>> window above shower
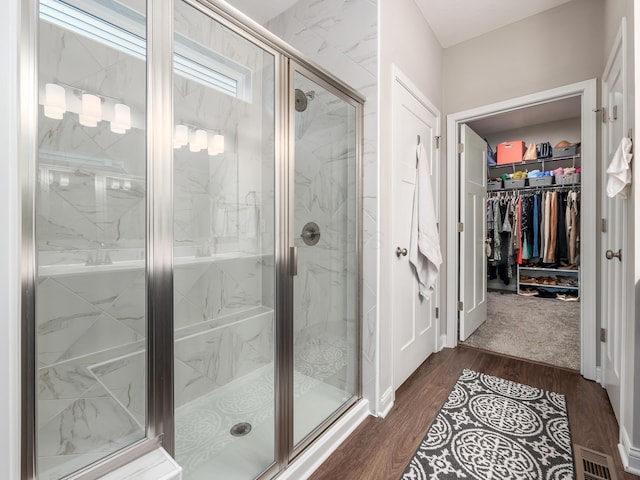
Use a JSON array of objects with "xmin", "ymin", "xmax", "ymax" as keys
[{"xmin": 40, "ymin": 0, "xmax": 253, "ymax": 100}]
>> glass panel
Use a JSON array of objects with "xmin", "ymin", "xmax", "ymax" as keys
[
  {"xmin": 173, "ymin": 2, "xmax": 276, "ymax": 479},
  {"xmin": 292, "ymin": 71, "xmax": 358, "ymax": 446},
  {"xmin": 36, "ymin": 0, "xmax": 147, "ymax": 478}
]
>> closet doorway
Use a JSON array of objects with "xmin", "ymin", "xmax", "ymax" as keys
[{"xmin": 446, "ymin": 80, "xmax": 598, "ymax": 380}]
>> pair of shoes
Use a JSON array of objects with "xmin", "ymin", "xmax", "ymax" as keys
[{"xmin": 557, "ymin": 294, "xmax": 579, "ymax": 302}]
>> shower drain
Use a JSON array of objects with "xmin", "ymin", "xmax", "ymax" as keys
[{"xmin": 230, "ymin": 422, "xmax": 252, "ymax": 437}]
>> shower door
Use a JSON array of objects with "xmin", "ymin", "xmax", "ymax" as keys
[
  {"xmin": 172, "ymin": 2, "xmax": 278, "ymax": 479},
  {"xmin": 289, "ymin": 65, "xmax": 360, "ymax": 453}
]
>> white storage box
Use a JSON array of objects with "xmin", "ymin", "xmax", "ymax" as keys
[{"xmin": 528, "ymin": 176, "xmax": 554, "ymax": 187}]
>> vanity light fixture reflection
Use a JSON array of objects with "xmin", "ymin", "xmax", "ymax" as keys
[
  {"xmin": 208, "ymin": 134, "xmax": 225, "ymax": 156},
  {"xmin": 44, "ymin": 83, "xmax": 66, "ymax": 119},
  {"xmin": 79, "ymin": 93, "xmax": 101, "ymax": 127},
  {"xmin": 174, "ymin": 124, "xmax": 189, "ymax": 148},
  {"xmin": 110, "ymin": 103, "xmax": 131, "ymax": 134}
]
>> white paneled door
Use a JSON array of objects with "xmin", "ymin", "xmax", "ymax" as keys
[
  {"xmin": 391, "ymin": 69, "xmax": 440, "ymax": 390},
  {"xmin": 601, "ymin": 19, "xmax": 628, "ymax": 423},
  {"xmin": 459, "ymin": 125, "xmax": 487, "ymax": 341}
]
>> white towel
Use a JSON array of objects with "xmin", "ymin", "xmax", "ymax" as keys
[
  {"xmin": 606, "ymin": 136, "xmax": 633, "ymax": 198},
  {"xmin": 409, "ymin": 143, "xmax": 442, "ymax": 297}
]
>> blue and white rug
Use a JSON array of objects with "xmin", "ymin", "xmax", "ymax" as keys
[{"xmin": 401, "ymin": 369, "xmax": 574, "ymax": 480}]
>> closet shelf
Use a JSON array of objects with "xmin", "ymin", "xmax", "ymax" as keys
[
  {"xmin": 518, "ymin": 266, "xmax": 579, "ymax": 273},
  {"xmin": 489, "ymin": 153, "xmax": 581, "ymax": 171},
  {"xmin": 518, "ymin": 282, "xmax": 579, "ymax": 291}
]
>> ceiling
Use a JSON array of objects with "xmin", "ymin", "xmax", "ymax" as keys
[
  {"xmin": 414, "ymin": 0, "xmax": 573, "ymax": 48},
  {"xmin": 467, "ymin": 96, "xmax": 581, "ymax": 137},
  {"xmin": 224, "ymin": 0, "xmax": 574, "ymax": 48}
]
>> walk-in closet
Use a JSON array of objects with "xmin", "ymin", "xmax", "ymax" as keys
[{"xmin": 460, "ymin": 95, "xmax": 585, "ymax": 371}]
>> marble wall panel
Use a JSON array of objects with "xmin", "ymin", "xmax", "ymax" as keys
[{"xmin": 174, "ymin": 311, "xmax": 273, "ymax": 391}]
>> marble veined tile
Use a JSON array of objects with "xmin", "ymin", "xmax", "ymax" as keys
[
  {"xmin": 90, "ymin": 352, "xmax": 146, "ymax": 426},
  {"xmin": 38, "ymin": 363, "xmax": 98, "ymax": 401},
  {"xmin": 39, "ymin": 24, "xmax": 105, "ymax": 92},
  {"xmin": 174, "ymin": 312, "xmax": 273, "ymax": 388},
  {"xmin": 104, "ymin": 273, "xmax": 146, "ymax": 336},
  {"xmin": 55, "ymin": 270, "xmax": 144, "ymax": 313},
  {"xmin": 37, "ymin": 278, "xmax": 103, "ymax": 365},
  {"xmin": 175, "ymin": 358, "xmax": 220, "ymax": 408},
  {"xmin": 57, "ymin": 313, "xmax": 143, "ymax": 363},
  {"xmin": 38, "ymin": 383, "xmax": 144, "ymax": 478}
]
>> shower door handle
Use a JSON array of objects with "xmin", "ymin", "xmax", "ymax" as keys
[{"xmin": 290, "ymin": 246, "xmax": 298, "ymax": 276}]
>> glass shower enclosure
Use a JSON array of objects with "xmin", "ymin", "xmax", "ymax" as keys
[{"xmin": 27, "ymin": 1, "xmax": 362, "ymax": 479}]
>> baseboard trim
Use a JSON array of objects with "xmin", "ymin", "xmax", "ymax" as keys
[
  {"xmin": 618, "ymin": 426, "xmax": 640, "ymax": 475},
  {"xmin": 378, "ymin": 386, "xmax": 394, "ymax": 418},
  {"xmin": 438, "ymin": 334, "xmax": 447, "ymax": 352},
  {"xmin": 277, "ymin": 399, "xmax": 371, "ymax": 480}
]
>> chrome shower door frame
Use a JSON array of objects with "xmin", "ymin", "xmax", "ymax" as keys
[{"xmin": 21, "ymin": 0, "xmax": 364, "ymax": 477}]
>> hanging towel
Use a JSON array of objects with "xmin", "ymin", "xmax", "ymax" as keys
[
  {"xmin": 409, "ymin": 143, "xmax": 442, "ymax": 297},
  {"xmin": 607, "ymin": 136, "xmax": 633, "ymax": 198}
]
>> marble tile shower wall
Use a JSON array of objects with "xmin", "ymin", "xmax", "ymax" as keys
[{"xmin": 265, "ymin": 0, "xmax": 378, "ymax": 403}]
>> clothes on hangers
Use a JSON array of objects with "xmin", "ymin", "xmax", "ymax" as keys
[{"xmin": 486, "ymin": 187, "xmax": 581, "ymax": 283}]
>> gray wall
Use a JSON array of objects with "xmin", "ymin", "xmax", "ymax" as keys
[
  {"xmin": 442, "ymin": 0, "xmax": 605, "ymax": 115},
  {"xmin": 378, "ymin": 0, "xmax": 443, "ymax": 413}
]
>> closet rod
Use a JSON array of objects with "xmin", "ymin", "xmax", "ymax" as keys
[{"xmin": 490, "ymin": 184, "xmax": 581, "ymax": 195}]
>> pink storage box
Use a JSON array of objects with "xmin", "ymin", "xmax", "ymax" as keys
[{"xmin": 497, "ymin": 141, "xmax": 526, "ymax": 165}]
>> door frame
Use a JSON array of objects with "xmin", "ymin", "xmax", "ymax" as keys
[{"xmin": 445, "ymin": 79, "xmax": 598, "ymax": 381}]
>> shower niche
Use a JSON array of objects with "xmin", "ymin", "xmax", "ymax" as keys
[{"xmin": 30, "ymin": 1, "xmax": 362, "ymax": 480}]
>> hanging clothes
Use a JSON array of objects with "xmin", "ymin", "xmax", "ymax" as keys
[{"xmin": 487, "ymin": 187, "xmax": 581, "ymax": 278}]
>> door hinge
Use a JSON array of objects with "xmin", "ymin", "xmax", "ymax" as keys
[
  {"xmin": 602, "ymin": 107, "xmax": 607, "ymax": 124},
  {"xmin": 458, "ymin": 143, "xmax": 464, "ymax": 154},
  {"xmin": 435, "ymin": 136, "xmax": 441, "ymax": 149},
  {"xmin": 435, "ymin": 307, "xmax": 439, "ymax": 319},
  {"xmin": 458, "ymin": 301, "xmax": 464, "ymax": 311},
  {"xmin": 612, "ymin": 105, "xmax": 618, "ymax": 121},
  {"xmin": 601, "ymin": 218, "xmax": 607, "ymax": 233},
  {"xmin": 600, "ymin": 328, "xmax": 607, "ymax": 343},
  {"xmin": 458, "ymin": 222, "xmax": 464, "ymax": 233}
]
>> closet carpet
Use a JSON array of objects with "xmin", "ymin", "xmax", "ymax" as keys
[{"xmin": 461, "ymin": 291, "xmax": 580, "ymax": 370}]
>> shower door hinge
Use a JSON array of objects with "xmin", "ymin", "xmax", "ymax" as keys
[
  {"xmin": 458, "ymin": 143, "xmax": 464, "ymax": 154},
  {"xmin": 435, "ymin": 307, "xmax": 439, "ymax": 319},
  {"xmin": 435, "ymin": 136, "xmax": 441, "ymax": 149},
  {"xmin": 458, "ymin": 222, "xmax": 464, "ymax": 233},
  {"xmin": 458, "ymin": 301, "xmax": 464, "ymax": 311},
  {"xmin": 602, "ymin": 218, "xmax": 607, "ymax": 233},
  {"xmin": 600, "ymin": 328, "xmax": 607, "ymax": 343}
]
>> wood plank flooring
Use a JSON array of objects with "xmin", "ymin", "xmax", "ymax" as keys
[{"xmin": 310, "ymin": 345, "xmax": 638, "ymax": 480}]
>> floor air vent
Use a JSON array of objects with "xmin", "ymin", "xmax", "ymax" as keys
[{"xmin": 574, "ymin": 445, "xmax": 617, "ymax": 480}]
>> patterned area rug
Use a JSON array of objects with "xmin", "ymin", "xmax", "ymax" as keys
[{"xmin": 401, "ymin": 369, "xmax": 574, "ymax": 480}]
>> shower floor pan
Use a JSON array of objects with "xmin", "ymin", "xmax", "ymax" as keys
[{"xmin": 176, "ymin": 364, "xmax": 350, "ymax": 480}]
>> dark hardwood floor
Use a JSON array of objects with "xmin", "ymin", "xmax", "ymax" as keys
[{"xmin": 310, "ymin": 345, "xmax": 639, "ymax": 480}]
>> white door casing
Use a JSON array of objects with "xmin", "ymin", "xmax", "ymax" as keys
[
  {"xmin": 601, "ymin": 18, "xmax": 627, "ymax": 423},
  {"xmin": 445, "ymin": 80, "xmax": 597, "ymax": 380},
  {"xmin": 459, "ymin": 125, "xmax": 487, "ymax": 341},
  {"xmin": 391, "ymin": 70, "xmax": 440, "ymax": 390}
]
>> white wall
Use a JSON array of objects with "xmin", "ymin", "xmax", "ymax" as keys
[
  {"xmin": 378, "ymin": 0, "xmax": 443, "ymax": 414},
  {"xmin": 443, "ymin": 0, "xmax": 605, "ymax": 115},
  {"xmin": 1, "ymin": 1, "xmax": 21, "ymax": 479}
]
